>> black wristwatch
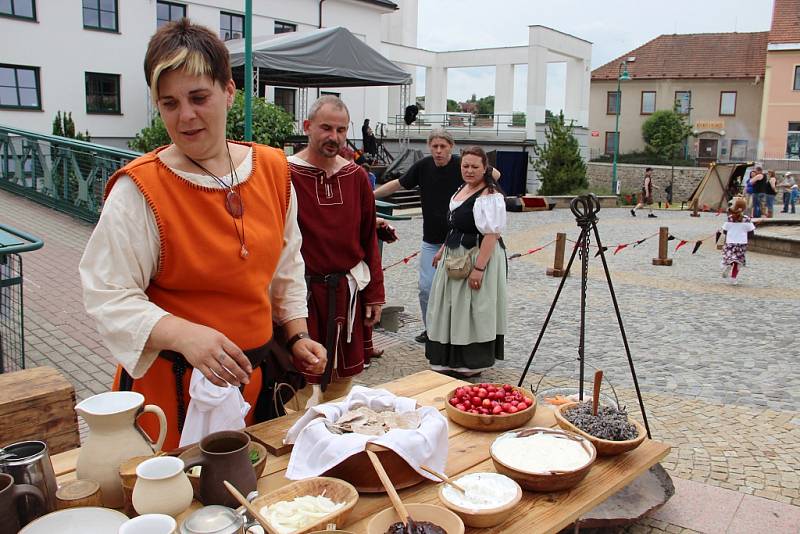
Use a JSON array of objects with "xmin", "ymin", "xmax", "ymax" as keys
[{"xmin": 287, "ymin": 332, "xmax": 311, "ymax": 350}]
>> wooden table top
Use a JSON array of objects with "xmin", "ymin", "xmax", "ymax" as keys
[{"xmin": 52, "ymin": 370, "xmax": 670, "ymax": 534}]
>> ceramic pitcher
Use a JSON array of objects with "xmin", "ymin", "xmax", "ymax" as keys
[
  {"xmin": 132, "ymin": 457, "xmax": 193, "ymax": 517},
  {"xmin": 0, "ymin": 473, "xmax": 44, "ymax": 534},
  {"xmin": 75, "ymin": 391, "xmax": 167, "ymax": 508},
  {"xmin": 182, "ymin": 431, "xmax": 257, "ymax": 509}
]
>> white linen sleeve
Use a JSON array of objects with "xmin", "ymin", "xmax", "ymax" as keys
[
  {"xmin": 269, "ymin": 184, "xmax": 309, "ymax": 325},
  {"xmin": 78, "ymin": 175, "xmax": 168, "ymax": 379},
  {"xmin": 473, "ymin": 193, "xmax": 507, "ymax": 234}
]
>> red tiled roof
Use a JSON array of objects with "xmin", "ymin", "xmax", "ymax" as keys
[
  {"xmin": 769, "ymin": 0, "xmax": 800, "ymax": 43},
  {"xmin": 591, "ymin": 32, "xmax": 768, "ymax": 81}
]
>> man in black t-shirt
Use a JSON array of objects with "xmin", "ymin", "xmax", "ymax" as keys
[{"xmin": 374, "ymin": 129, "xmax": 500, "ymax": 343}]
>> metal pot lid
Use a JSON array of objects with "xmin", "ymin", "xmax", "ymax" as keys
[{"xmin": 180, "ymin": 505, "xmax": 245, "ymax": 534}]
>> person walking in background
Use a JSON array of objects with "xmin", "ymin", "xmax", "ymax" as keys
[
  {"xmin": 765, "ymin": 170, "xmax": 778, "ymax": 218},
  {"xmin": 779, "ymin": 172, "xmax": 796, "ymax": 214},
  {"xmin": 631, "ymin": 167, "xmax": 657, "ymax": 218},
  {"xmin": 426, "ymin": 147, "xmax": 507, "ymax": 378},
  {"xmin": 373, "ymin": 130, "xmax": 500, "ymax": 344},
  {"xmin": 751, "ymin": 166, "xmax": 766, "ymax": 218},
  {"xmin": 744, "ymin": 170, "xmax": 755, "ymax": 216},
  {"xmin": 361, "ymin": 118, "xmax": 377, "ymax": 158},
  {"xmin": 721, "ymin": 197, "xmax": 756, "ymax": 286}
]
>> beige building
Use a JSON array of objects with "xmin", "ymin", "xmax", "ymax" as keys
[{"xmin": 589, "ymin": 32, "xmax": 767, "ymax": 164}]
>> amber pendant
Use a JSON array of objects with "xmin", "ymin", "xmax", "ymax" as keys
[
  {"xmin": 225, "ymin": 190, "xmax": 244, "ymax": 218},
  {"xmin": 240, "ymin": 244, "xmax": 249, "ymax": 259}
]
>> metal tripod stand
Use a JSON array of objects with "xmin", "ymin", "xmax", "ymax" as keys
[{"xmin": 517, "ymin": 194, "xmax": 652, "ymax": 438}]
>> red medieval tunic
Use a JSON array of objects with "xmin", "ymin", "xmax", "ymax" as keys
[{"xmin": 288, "ymin": 157, "xmax": 385, "ymax": 385}]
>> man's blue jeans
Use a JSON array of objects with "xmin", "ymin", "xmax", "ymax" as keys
[
  {"xmin": 754, "ymin": 193, "xmax": 766, "ymax": 217},
  {"xmin": 419, "ymin": 241, "xmax": 441, "ymax": 327}
]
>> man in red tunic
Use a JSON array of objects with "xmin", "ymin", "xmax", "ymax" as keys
[{"xmin": 289, "ymin": 96, "xmax": 384, "ymax": 405}]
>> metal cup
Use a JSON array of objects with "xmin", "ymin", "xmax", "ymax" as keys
[{"xmin": 0, "ymin": 441, "xmax": 57, "ymax": 525}]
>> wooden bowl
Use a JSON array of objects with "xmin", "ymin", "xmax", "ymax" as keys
[
  {"xmin": 250, "ymin": 477, "xmax": 358, "ymax": 534},
  {"xmin": 437, "ymin": 473, "xmax": 522, "ymax": 528},
  {"xmin": 180, "ymin": 441, "xmax": 267, "ymax": 498},
  {"xmin": 366, "ymin": 503, "xmax": 464, "ymax": 534},
  {"xmin": 490, "ymin": 428, "xmax": 596, "ymax": 492},
  {"xmin": 322, "ymin": 443, "xmax": 425, "ymax": 493},
  {"xmin": 444, "ymin": 384, "xmax": 536, "ymax": 432},
  {"xmin": 554, "ymin": 402, "xmax": 647, "ymax": 456}
]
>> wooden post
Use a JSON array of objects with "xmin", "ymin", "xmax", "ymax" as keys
[
  {"xmin": 652, "ymin": 227, "xmax": 673, "ymax": 266},
  {"xmin": 546, "ymin": 232, "xmax": 568, "ymax": 277},
  {"xmin": 690, "ymin": 201, "xmax": 701, "ymax": 217}
]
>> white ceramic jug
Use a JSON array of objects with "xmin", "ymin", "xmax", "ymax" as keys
[
  {"xmin": 132, "ymin": 457, "xmax": 193, "ymax": 517},
  {"xmin": 75, "ymin": 391, "xmax": 167, "ymax": 508}
]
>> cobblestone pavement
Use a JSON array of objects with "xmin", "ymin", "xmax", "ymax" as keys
[{"xmin": 3, "ymin": 190, "xmax": 799, "ymax": 532}]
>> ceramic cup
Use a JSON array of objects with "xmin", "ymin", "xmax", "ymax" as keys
[
  {"xmin": 0, "ymin": 473, "xmax": 45, "ymax": 534},
  {"xmin": 119, "ymin": 513, "xmax": 177, "ymax": 534},
  {"xmin": 182, "ymin": 431, "xmax": 257, "ymax": 508},
  {"xmin": 132, "ymin": 457, "xmax": 193, "ymax": 517}
]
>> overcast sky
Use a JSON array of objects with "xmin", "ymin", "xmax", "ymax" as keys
[{"xmin": 414, "ymin": 0, "xmax": 774, "ymax": 112}]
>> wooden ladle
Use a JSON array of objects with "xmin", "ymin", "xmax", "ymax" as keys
[
  {"xmin": 223, "ymin": 480, "xmax": 280, "ymax": 534},
  {"xmin": 592, "ymin": 369, "xmax": 603, "ymax": 416},
  {"xmin": 419, "ymin": 464, "xmax": 465, "ymax": 494},
  {"xmin": 366, "ymin": 449, "xmax": 417, "ymax": 533}
]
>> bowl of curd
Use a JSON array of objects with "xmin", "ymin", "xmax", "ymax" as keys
[{"xmin": 437, "ymin": 472, "xmax": 522, "ymax": 528}]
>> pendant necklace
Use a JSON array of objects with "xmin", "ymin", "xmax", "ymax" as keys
[{"xmin": 185, "ymin": 145, "xmax": 249, "ymax": 259}]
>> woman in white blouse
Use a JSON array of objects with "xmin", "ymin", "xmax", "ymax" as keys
[{"xmin": 425, "ymin": 146, "xmax": 508, "ymax": 378}]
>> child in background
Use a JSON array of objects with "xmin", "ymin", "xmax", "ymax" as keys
[{"xmin": 721, "ymin": 197, "xmax": 756, "ymax": 286}]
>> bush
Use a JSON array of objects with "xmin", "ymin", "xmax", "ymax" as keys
[
  {"xmin": 129, "ymin": 90, "xmax": 295, "ymax": 152},
  {"xmin": 590, "ymin": 149, "xmax": 694, "ymax": 167},
  {"xmin": 531, "ymin": 111, "xmax": 587, "ymax": 195}
]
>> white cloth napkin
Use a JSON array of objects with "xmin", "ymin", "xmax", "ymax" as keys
[
  {"xmin": 179, "ymin": 368, "xmax": 252, "ymax": 447},
  {"xmin": 284, "ymin": 386, "xmax": 448, "ymax": 481}
]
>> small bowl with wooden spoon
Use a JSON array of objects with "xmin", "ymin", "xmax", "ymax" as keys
[
  {"xmin": 431, "ymin": 470, "xmax": 521, "ymax": 529},
  {"xmin": 364, "ymin": 451, "xmax": 463, "ymax": 534}
]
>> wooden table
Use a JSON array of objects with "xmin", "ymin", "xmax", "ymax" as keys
[{"xmin": 51, "ymin": 371, "xmax": 670, "ymax": 534}]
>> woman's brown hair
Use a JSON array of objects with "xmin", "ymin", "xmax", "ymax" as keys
[{"xmin": 144, "ymin": 18, "xmax": 232, "ymax": 102}]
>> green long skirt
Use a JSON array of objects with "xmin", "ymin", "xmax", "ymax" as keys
[{"xmin": 425, "ymin": 243, "xmax": 507, "ymax": 370}]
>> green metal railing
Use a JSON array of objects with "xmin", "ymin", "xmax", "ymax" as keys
[{"xmin": 0, "ymin": 125, "xmax": 140, "ymax": 222}]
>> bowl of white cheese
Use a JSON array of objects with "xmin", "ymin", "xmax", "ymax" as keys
[
  {"xmin": 490, "ymin": 427, "xmax": 596, "ymax": 492},
  {"xmin": 437, "ymin": 472, "xmax": 522, "ymax": 528}
]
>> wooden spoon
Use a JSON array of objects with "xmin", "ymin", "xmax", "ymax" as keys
[
  {"xmin": 592, "ymin": 369, "xmax": 603, "ymax": 416},
  {"xmin": 419, "ymin": 464, "xmax": 466, "ymax": 494},
  {"xmin": 223, "ymin": 480, "xmax": 280, "ymax": 534},
  {"xmin": 365, "ymin": 449, "xmax": 416, "ymax": 533}
]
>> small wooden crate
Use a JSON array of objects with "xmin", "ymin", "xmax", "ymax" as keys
[{"xmin": 0, "ymin": 366, "xmax": 80, "ymax": 454}]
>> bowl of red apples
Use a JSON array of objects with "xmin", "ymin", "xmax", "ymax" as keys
[{"xmin": 445, "ymin": 383, "xmax": 536, "ymax": 432}]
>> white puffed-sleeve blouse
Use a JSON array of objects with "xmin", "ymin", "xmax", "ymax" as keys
[{"xmin": 449, "ymin": 192, "xmax": 507, "ymax": 235}]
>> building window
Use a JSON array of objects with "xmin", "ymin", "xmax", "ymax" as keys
[
  {"xmin": 730, "ymin": 140, "xmax": 748, "ymax": 160},
  {"xmin": 274, "ymin": 20, "xmax": 296, "ymax": 34},
  {"xmin": 606, "ymin": 91, "xmax": 620, "ymax": 115},
  {"xmin": 0, "ymin": 64, "xmax": 41, "ymax": 110},
  {"xmin": 604, "ymin": 131, "xmax": 618, "ymax": 155},
  {"xmin": 274, "ymin": 88, "xmax": 296, "ymax": 119},
  {"xmin": 675, "ymin": 91, "xmax": 691, "ymax": 115},
  {"xmin": 220, "ymin": 11, "xmax": 244, "ymax": 41},
  {"xmin": 788, "ymin": 122, "xmax": 800, "ymax": 159},
  {"xmin": 640, "ymin": 91, "xmax": 655, "ymax": 114},
  {"xmin": 83, "ymin": 0, "xmax": 118, "ymax": 32},
  {"xmin": 85, "ymin": 72, "xmax": 120, "ymax": 114},
  {"xmin": 719, "ymin": 91, "xmax": 736, "ymax": 116},
  {"xmin": 1, "ymin": 0, "xmax": 36, "ymax": 20},
  {"xmin": 794, "ymin": 66, "xmax": 800, "ymax": 91},
  {"xmin": 157, "ymin": 1, "xmax": 185, "ymax": 28}
]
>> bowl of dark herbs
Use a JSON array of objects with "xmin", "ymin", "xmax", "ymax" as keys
[{"xmin": 553, "ymin": 401, "xmax": 646, "ymax": 456}]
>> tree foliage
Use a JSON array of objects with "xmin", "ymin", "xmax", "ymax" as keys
[
  {"xmin": 531, "ymin": 111, "xmax": 587, "ymax": 195},
  {"xmin": 641, "ymin": 110, "xmax": 692, "ymax": 160},
  {"xmin": 446, "ymin": 99, "xmax": 460, "ymax": 112},
  {"xmin": 129, "ymin": 90, "xmax": 295, "ymax": 152},
  {"xmin": 52, "ymin": 111, "xmax": 91, "ymax": 141}
]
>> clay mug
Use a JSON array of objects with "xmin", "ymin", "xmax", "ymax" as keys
[
  {"xmin": 119, "ymin": 513, "xmax": 177, "ymax": 534},
  {"xmin": 132, "ymin": 457, "xmax": 193, "ymax": 517},
  {"xmin": 182, "ymin": 431, "xmax": 257, "ymax": 508},
  {"xmin": 0, "ymin": 473, "xmax": 44, "ymax": 534}
]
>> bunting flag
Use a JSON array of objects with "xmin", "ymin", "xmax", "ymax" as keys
[
  {"xmin": 715, "ymin": 208, "xmax": 723, "ymax": 216},
  {"xmin": 633, "ymin": 238, "xmax": 648, "ymax": 247},
  {"xmin": 692, "ymin": 240, "xmax": 703, "ymax": 254},
  {"xmin": 508, "ymin": 253, "xmax": 522, "ymax": 260},
  {"xmin": 715, "ymin": 231, "xmax": 722, "ymax": 244},
  {"xmin": 668, "ymin": 234, "xmax": 676, "ymax": 241},
  {"xmin": 675, "ymin": 239, "xmax": 688, "ymax": 252},
  {"xmin": 594, "ymin": 246, "xmax": 609, "ymax": 257},
  {"xmin": 614, "ymin": 244, "xmax": 628, "ymax": 255},
  {"xmin": 508, "ymin": 241, "xmax": 554, "ymax": 261},
  {"xmin": 382, "ymin": 250, "xmax": 419, "ymax": 271},
  {"xmin": 702, "ymin": 204, "xmax": 710, "ymax": 212}
]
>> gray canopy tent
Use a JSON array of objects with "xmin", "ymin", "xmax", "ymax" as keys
[{"xmin": 226, "ymin": 26, "xmax": 413, "ymax": 88}]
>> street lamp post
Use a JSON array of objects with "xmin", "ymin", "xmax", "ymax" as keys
[{"xmin": 611, "ymin": 61, "xmax": 631, "ymax": 196}]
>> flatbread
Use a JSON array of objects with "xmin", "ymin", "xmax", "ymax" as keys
[{"xmin": 328, "ymin": 407, "xmax": 421, "ymax": 436}]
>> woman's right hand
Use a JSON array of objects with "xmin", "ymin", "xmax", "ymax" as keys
[
  {"xmin": 152, "ymin": 317, "xmax": 252, "ymax": 388},
  {"xmin": 432, "ymin": 248, "xmax": 444, "ymax": 267}
]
